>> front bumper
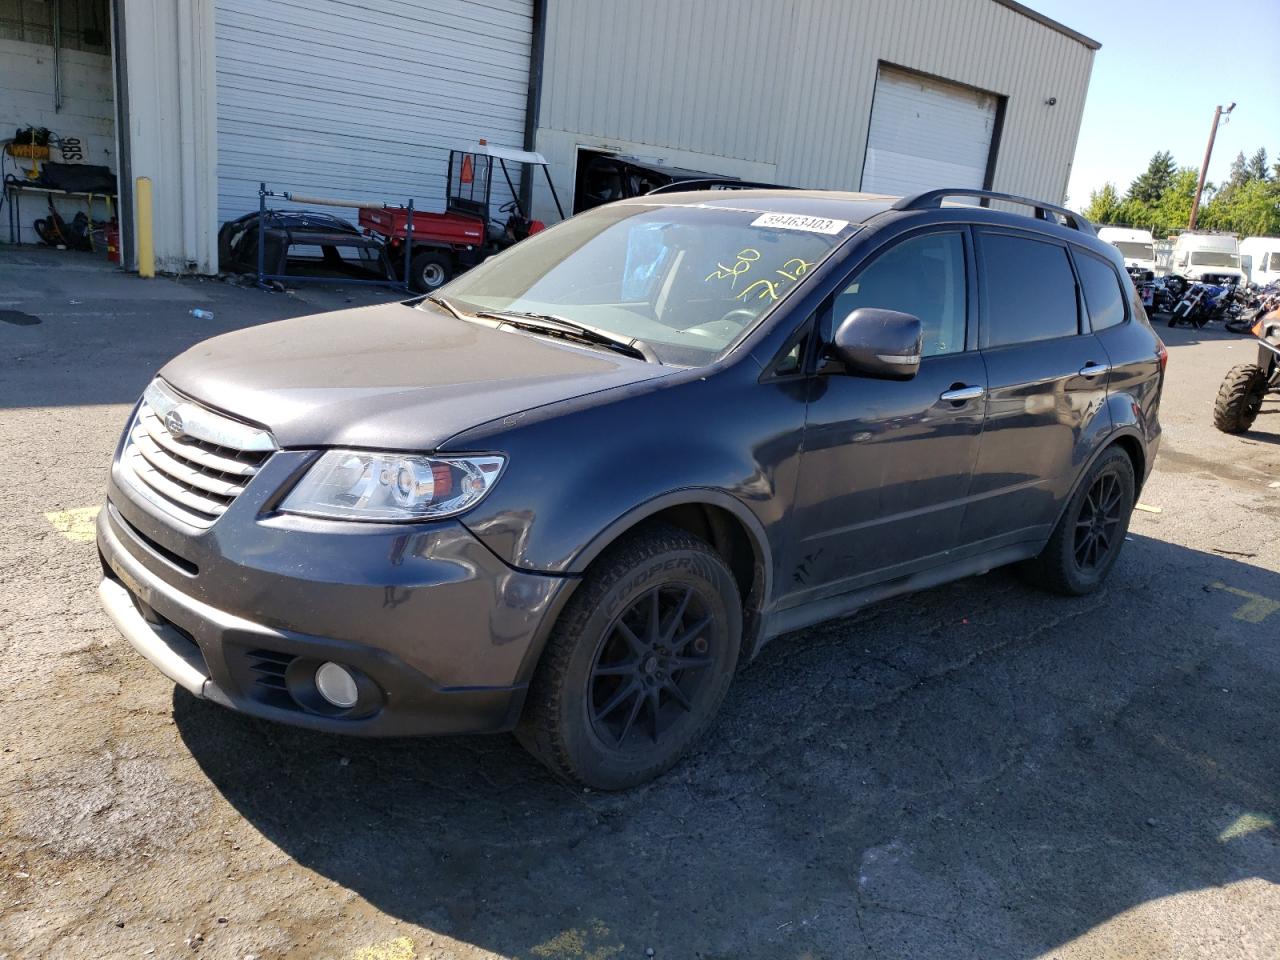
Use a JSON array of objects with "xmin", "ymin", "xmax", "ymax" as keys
[{"xmin": 97, "ymin": 456, "xmax": 575, "ymax": 736}]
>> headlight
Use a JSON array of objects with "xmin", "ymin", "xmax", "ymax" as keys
[{"xmin": 280, "ymin": 451, "xmax": 505, "ymax": 521}]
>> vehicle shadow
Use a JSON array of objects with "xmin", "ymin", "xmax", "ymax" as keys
[{"xmin": 175, "ymin": 536, "xmax": 1279, "ymax": 958}]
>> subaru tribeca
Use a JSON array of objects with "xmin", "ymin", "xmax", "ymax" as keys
[{"xmin": 97, "ymin": 188, "xmax": 1165, "ymax": 789}]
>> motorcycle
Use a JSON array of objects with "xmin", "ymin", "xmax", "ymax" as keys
[
  {"xmin": 1138, "ymin": 274, "xmax": 1187, "ymax": 315},
  {"xmin": 1213, "ymin": 307, "xmax": 1280, "ymax": 433},
  {"xmin": 1224, "ymin": 284, "xmax": 1280, "ymax": 335},
  {"xmin": 1167, "ymin": 280, "xmax": 1240, "ymax": 329}
]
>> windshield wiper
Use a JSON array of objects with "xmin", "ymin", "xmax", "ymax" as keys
[
  {"xmin": 422, "ymin": 294, "xmax": 468, "ymax": 322},
  {"xmin": 476, "ymin": 310, "xmax": 660, "ymax": 364}
]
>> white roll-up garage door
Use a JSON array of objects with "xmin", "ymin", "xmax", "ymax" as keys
[
  {"xmin": 860, "ymin": 65, "xmax": 999, "ymax": 197},
  {"xmin": 214, "ymin": 0, "xmax": 533, "ymax": 223}
]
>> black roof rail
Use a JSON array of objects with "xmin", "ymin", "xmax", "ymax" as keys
[
  {"xmin": 645, "ymin": 178, "xmax": 796, "ymax": 195},
  {"xmin": 892, "ymin": 188, "xmax": 1094, "ymax": 234}
]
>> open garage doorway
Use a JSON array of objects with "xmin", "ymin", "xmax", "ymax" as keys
[{"xmin": 1, "ymin": 0, "xmax": 119, "ymax": 256}]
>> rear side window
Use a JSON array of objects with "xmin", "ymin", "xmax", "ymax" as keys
[
  {"xmin": 1075, "ymin": 252, "xmax": 1128, "ymax": 331},
  {"xmin": 979, "ymin": 234, "xmax": 1079, "ymax": 347}
]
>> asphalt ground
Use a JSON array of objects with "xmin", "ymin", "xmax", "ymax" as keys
[{"xmin": 1, "ymin": 248, "xmax": 1277, "ymax": 959}]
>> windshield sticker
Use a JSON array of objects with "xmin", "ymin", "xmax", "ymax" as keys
[{"xmin": 751, "ymin": 212, "xmax": 849, "ymax": 235}]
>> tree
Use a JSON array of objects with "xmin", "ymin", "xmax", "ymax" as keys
[
  {"xmin": 1201, "ymin": 176, "xmax": 1280, "ymax": 236},
  {"xmin": 1226, "ymin": 151, "xmax": 1250, "ymax": 190},
  {"xmin": 1127, "ymin": 151, "xmax": 1176, "ymax": 204},
  {"xmin": 1084, "ymin": 183, "xmax": 1121, "ymax": 224},
  {"xmin": 1247, "ymin": 148, "xmax": 1269, "ymax": 182},
  {"xmin": 1157, "ymin": 168, "xmax": 1201, "ymax": 232}
]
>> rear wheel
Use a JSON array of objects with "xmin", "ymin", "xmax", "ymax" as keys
[
  {"xmin": 517, "ymin": 527, "xmax": 741, "ymax": 790},
  {"xmin": 1022, "ymin": 447, "xmax": 1135, "ymax": 596},
  {"xmin": 409, "ymin": 250, "xmax": 452, "ymax": 292},
  {"xmin": 1213, "ymin": 363, "xmax": 1268, "ymax": 434}
]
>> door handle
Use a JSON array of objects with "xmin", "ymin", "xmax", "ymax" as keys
[
  {"xmin": 939, "ymin": 384, "xmax": 985, "ymax": 402},
  {"xmin": 1078, "ymin": 362, "xmax": 1111, "ymax": 377}
]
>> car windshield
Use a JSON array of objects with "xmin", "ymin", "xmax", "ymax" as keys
[
  {"xmin": 1190, "ymin": 251, "xmax": 1240, "ymax": 267},
  {"xmin": 433, "ymin": 203, "xmax": 852, "ymax": 365},
  {"xmin": 1115, "ymin": 241, "xmax": 1154, "ymax": 260}
]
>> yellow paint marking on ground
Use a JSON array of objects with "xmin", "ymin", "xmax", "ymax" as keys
[
  {"xmin": 1220, "ymin": 813, "xmax": 1275, "ymax": 842},
  {"xmin": 348, "ymin": 937, "xmax": 416, "ymax": 960},
  {"xmin": 1208, "ymin": 582, "xmax": 1280, "ymax": 623},
  {"xmin": 1134, "ymin": 502, "xmax": 1163, "ymax": 514},
  {"xmin": 44, "ymin": 505, "xmax": 101, "ymax": 543}
]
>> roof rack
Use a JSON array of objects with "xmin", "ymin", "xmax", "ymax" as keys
[
  {"xmin": 645, "ymin": 178, "xmax": 795, "ymax": 195},
  {"xmin": 892, "ymin": 189, "xmax": 1094, "ymax": 234}
]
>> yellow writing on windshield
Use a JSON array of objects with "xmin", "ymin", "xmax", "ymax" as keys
[
  {"xmin": 705, "ymin": 248, "xmax": 761, "ymax": 288},
  {"xmin": 713, "ymin": 256, "xmax": 816, "ymax": 303}
]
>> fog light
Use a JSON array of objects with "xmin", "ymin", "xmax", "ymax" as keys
[{"xmin": 315, "ymin": 661, "xmax": 359, "ymax": 709}]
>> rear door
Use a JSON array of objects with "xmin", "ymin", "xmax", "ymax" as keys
[
  {"xmin": 1073, "ymin": 248, "xmax": 1164, "ymax": 439},
  {"xmin": 959, "ymin": 229, "xmax": 1111, "ymax": 551}
]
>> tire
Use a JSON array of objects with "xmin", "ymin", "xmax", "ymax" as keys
[
  {"xmin": 1213, "ymin": 363, "xmax": 1268, "ymax": 434},
  {"xmin": 1022, "ymin": 447, "xmax": 1136, "ymax": 597},
  {"xmin": 409, "ymin": 250, "xmax": 452, "ymax": 292},
  {"xmin": 517, "ymin": 526, "xmax": 742, "ymax": 790}
]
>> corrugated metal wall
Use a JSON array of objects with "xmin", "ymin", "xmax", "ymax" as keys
[
  {"xmin": 534, "ymin": 0, "xmax": 1094, "ymax": 218},
  {"xmin": 214, "ymin": 0, "xmax": 533, "ymax": 222}
]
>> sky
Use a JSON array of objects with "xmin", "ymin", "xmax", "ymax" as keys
[{"xmin": 1026, "ymin": 0, "xmax": 1280, "ymax": 207}]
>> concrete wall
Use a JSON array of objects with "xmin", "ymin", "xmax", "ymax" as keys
[
  {"xmin": 0, "ymin": 37, "xmax": 116, "ymax": 244},
  {"xmin": 533, "ymin": 0, "xmax": 1096, "ymax": 221},
  {"xmin": 116, "ymin": 0, "xmax": 218, "ymax": 273}
]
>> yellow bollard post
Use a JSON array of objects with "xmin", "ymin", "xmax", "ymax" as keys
[{"xmin": 135, "ymin": 176, "xmax": 155, "ymax": 278}]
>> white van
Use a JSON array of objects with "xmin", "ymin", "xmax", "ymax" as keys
[
  {"xmin": 1171, "ymin": 232, "xmax": 1245, "ymax": 284},
  {"xmin": 1097, "ymin": 227, "xmax": 1159, "ymax": 277},
  {"xmin": 1239, "ymin": 236, "xmax": 1280, "ymax": 287}
]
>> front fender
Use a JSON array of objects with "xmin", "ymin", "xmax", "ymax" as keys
[{"xmin": 448, "ymin": 362, "xmax": 806, "ymax": 592}]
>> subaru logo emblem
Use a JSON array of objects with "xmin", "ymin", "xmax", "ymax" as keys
[{"xmin": 164, "ymin": 409, "xmax": 185, "ymax": 438}]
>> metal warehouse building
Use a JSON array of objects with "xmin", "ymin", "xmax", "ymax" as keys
[{"xmin": 1, "ymin": 0, "xmax": 1097, "ymax": 274}]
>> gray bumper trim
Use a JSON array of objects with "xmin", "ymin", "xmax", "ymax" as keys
[{"xmin": 98, "ymin": 577, "xmax": 209, "ymax": 697}]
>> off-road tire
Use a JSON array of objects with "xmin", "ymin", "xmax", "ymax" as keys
[
  {"xmin": 516, "ymin": 526, "xmax": 741, "ymax": 790},
  {"xmin": 1021, "ymin": 446, "xmax": 1136, "ymax": 597},
  {"xmin": 1213, "ymin": 363, "xmax": 1268, "ymax": 434}
]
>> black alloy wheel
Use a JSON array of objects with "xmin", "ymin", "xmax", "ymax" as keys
[
  {"xmin": 588, "ymin": 585, "xmax": 714, "ymax": 748},
  {"xmin": 1022, "ymin": 446, "xmax": 1136, "ymax": 596},
  {"xmin": 518, "ymin": 526, "xmax": 741, "ymax": 790},
  {"xmin": 1072, "ymin": 471, "xmax": 1124, "ymax": 573}
]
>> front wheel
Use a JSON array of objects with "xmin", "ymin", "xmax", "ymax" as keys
[
  {"xmin": 517, "ymin": 526, "xmax": 741, "ymax": 790},
  {"xmin": 1022, "ymin": 447, "xmax": 1136, "ymax": 596},
  {"xmin": 1213, "ymin": 363, "xmax": 1268, "ymax": 434},
  {"xmin": 408, "ymin": 250, "xmax": 452, "ymax": 292}
]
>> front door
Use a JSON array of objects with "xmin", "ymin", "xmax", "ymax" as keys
[{"xmin": 783, "ymin": 229, "xmax": 987, "ymax": 607}]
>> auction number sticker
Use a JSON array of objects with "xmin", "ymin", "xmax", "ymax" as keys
[{"xmin": 751, "ymin": 212, "xmax": 849, "ymax": 235}]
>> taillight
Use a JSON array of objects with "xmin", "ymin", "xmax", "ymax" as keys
[{"xmin": 1157, "ymin": 340, "xmax": 1168, "ymax": 372}]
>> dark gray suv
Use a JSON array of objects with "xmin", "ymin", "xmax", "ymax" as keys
[{"xmin": 97, "ymin": 188, "xmax": 1166, "ymax": 789}]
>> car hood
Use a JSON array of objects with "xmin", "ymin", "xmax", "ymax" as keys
[{"xmin": 159, "ymin": 300, "xmax": 673, "ymax": 449}]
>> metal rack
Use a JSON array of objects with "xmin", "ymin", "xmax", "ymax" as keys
[{"xmin": 255, "ymin": 183, "xmax": 415, "ymax": 291}]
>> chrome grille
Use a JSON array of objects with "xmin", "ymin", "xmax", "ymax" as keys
[{"xmin": 119, "ymin": 379, "xmax": 277, "ymax": 528}]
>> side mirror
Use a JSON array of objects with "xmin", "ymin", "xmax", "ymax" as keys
[{"xmin": 829, "ymin": 307, "xmax": 923, "ymax": 380}]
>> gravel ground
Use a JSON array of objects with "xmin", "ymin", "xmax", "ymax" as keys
[{"xmin": 1, "ymin": 249, "xmax": 1277, "ymax": 959}]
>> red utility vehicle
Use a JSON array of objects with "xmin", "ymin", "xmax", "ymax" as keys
[{"xmin": 360, "ymin": 143, "xmax": 565, "ymax": 292}]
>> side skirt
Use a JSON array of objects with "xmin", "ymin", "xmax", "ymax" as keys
[{"xmin": 753, "ymin": 541, "xmax": 1041, "ymax": 652}]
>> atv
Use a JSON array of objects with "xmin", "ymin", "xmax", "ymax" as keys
[{"xmin": 1213, "ymin": 307, "xmax": 1280, "ymax": 433}]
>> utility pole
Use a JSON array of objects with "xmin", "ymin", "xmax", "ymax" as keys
[{"xmin": 1189, "ymin": 102, "xmax": 1235, "ymax": 230}]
